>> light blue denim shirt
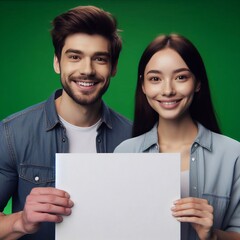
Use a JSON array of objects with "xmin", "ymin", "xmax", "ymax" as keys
[
  {"xmin": 114, "ymin": 123, "xmax": 240, "ymax": 239},
  {"xmin": 0, "ymin": 89, "xmax": 132, "ymax": 240}
]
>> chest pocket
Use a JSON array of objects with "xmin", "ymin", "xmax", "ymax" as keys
[
  {"xmin": 203, "ymin": 193, "xmax": 230, "ymax": 229},
  {"xmin": 19, "ymin": 164, "xmax": 55, "ymax": 185}
]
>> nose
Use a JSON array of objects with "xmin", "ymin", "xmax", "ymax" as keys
[
  {"xmin": 79, "ymin": 58, "xmax": 95, "ymax": 76},
  {"xmin": 161, "ymin": 80, "xmax": 175, "ymax": 96}
]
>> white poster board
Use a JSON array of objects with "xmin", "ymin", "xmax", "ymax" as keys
[{"xmin": 56, "ymin": 153, "xmax": 180, "ymax": 240}]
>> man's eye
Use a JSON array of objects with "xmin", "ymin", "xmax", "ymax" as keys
[
  {"xmin": 69, "ymin": 55, "xmax": 80, "ymax": 60},
  {"xmin": 94, "ymin": 57, "xmax": 108, "ymax": 63}
]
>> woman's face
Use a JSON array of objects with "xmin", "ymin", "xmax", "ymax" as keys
[{"xmin": 142, "ymin": 48, "xmax": 200, "ymax": 122}]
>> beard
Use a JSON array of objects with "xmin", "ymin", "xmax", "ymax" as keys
[{"xmin": 60, "ymin": 75, "xmax": 110, "ymax": 106}]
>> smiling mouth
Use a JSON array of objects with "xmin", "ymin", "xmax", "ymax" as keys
[
  {"xmin": 160, "ymin": 100, "xmax": 179, "ymax": 105},
  {"xmin": 75, "ymin": 81, "xmax": 97, "ymax": 87},
  {"xmin": 159, "ymin": 99, "xmax": 181, "ymax": 106}
]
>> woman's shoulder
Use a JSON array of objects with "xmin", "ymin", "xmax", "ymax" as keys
[
  {"xmin": 114, "ymin": 134, "xmax": 147, "ymax": 153},
  {"xmin": 198, "ymin": 122, "xmax": 240, "ymax": 153},
  {"xmin": 212, "ymin": 131, "xmax": 240, "ymax": 152},
  {"xmin": 114, "ymin": 124, "xmax": 159, "ymax": 153}
]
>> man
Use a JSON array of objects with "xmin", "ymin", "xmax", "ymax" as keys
[{"xmin": 0, "ymin": 6, "xmax": 132, "ymax": 240}]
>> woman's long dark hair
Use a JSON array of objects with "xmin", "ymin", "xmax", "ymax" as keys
[{"xmin": 133, "ymin": 34, "xmax": 221, "ymax": 137}]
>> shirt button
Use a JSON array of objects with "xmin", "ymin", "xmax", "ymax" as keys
[
  {"xmin": 194, "ymin": 143, "xmax": 198, "ymax": 148},
  {"xmin": 191, "ymin": 157, "xmax": 195, "ymax": 161},
  {"xmin": 193, "ymin": 186, "xmax": 197, "ymax": 190},
  {"xmin": 34, "ymin": 176, "xmax": 40, "ymax": 182},
  {"xmin": 62, "ymin": 138, "xmax": 66, "ymax": 142},
  {"xmin": 97, "ymin": 138, "xmax": 101, "ymax": 143}
]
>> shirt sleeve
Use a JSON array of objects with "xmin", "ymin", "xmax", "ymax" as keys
[
  {"xmin": 224, "ymin": 155, "xmax": 240, "ymax": 233},
  {"xmin": 0, "ymin": 121, "xmax": 18, "ymax": 212}
]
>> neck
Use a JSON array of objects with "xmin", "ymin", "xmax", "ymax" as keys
[
  {"xmin": 55, "ymin": 91, "xmax": 102, "ymax": 127},
  {"xmin": 157, "ymin": 116, "xmax": 198, "ymax": 148},
  {"xmin": 157, "ymin": 116, "xmax": 198, "ymax": 172}
]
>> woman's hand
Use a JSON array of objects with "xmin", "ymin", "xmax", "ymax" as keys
[{"xmin": 171, "ymin": 197, "xmax": 214, "ymax": 240}]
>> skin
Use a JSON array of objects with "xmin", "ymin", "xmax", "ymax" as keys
[
  {"xmin": 0, "ymin": 188, "xmax": 73, "ymax": 239},
  {"xmin": 142, "ymin": 48, "xmax": 200, "ymax": 123},
  {"xmin": 142, "ymin": 48, "xmax": 240, "ymax": 240},
  {"xmin": 0, "ymin": 33, "xmax": 117, "ymax": 239},
  {"xmin": 54, "ymin": 33, "xmax": 116, "ymax": 127}
]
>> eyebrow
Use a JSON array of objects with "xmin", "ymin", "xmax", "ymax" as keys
[
  {"xmin": 146, "ymin": 68, "xmax": 191, "ymax": 75},
  {"xmin": 65, "ymin": 48, "xmax": 110, "ymax": 57}
]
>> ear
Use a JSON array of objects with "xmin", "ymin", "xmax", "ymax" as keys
[
  {"xmin": 53, "ymin": 55, "xmax": 60, "ymax": 74},
  {"xmin": 111, "ymin": 62, "xmax": 117, "ymax": 77},
  {"xmin": 142, "ymin": 82, "xmax": 146, "ymax": 94},
  {"xmin": 111, "ymin": 66, "xmax": 117, "ymax": 77},
  {"xmin": 195, "ymin": 81, "xmax": 201, "ymax": 92}
]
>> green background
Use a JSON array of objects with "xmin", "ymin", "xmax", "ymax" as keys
[{"xmin": 1, "ymin": 0, "xmax": 240, "ymax": 214}]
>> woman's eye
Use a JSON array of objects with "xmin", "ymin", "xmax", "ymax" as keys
[
  {"xmin": 150, "ymin": 77, "xmax": 160, "ymax": 81},
  {"xmin": 176, "ymin": 75, "xmax": 187, "ymax": 80}
]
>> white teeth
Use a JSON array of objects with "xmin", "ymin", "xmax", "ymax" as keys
[
  {"xmin": 162, "ymin": 101, "xmax": 177, "ymax": 105},
  {"xmin": 77, "ymin": 82, "xmax": 95, "ymax": 87}
]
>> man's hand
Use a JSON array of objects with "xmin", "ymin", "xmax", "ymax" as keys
[{"xmin": 15, "ymin": 187, "xmax": 74, "ymax": 235}]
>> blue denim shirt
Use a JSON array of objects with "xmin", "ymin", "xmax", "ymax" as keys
[
  {"xmin": 114, "ymin": 123, "xmax": 240, "ymax": 239},
  {"xmin": 0, "ymin": 89, "xmax": 132, "ymax": 240}
]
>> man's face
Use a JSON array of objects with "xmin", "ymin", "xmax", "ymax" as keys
[{"xmin": 54, "ymin": 33, "xmax": 115, "ymax": 106}]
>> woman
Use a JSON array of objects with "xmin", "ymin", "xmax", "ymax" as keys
[{"xmin": 114, "ymin": 34, "xmax": 240, "ymax": 240}]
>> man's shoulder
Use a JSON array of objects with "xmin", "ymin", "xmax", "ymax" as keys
[
  {"xmin": 1, "ymin": 91, "xmax": 57, "ymax": 129},
  {"xmin": 109, "ymin": 109, "xmax": 132, "ymax": 125},
  {"xmin": 1, "ymin": 101, "xmax": 46, "ymax": 126},
  {"xmin": 104, "ymin": 104, "xmax": 132, "ymax": 127}
]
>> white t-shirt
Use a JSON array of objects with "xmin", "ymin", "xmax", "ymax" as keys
[{"xmin": 59, "ymin": 115, "xmax": 101, "ymax": 153}]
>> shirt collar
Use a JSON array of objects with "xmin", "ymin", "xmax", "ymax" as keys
[
  {"xmin": 99, "ymin": 101, "xmax": 113, "ymax": 130},
  {"xmin": 138, "ymin": 122, "xmax": 213, "ymax": 152},
  {"xmin": 44, "ymin": 89, "xmax": 62, "ymax": 131},
  {"xmin": 194, "ymin": 122, "xmax": 213, "ymax": 151},
  {"xmin": 141, "ymin": 123, "xmax": 159, "ymax": 151}
]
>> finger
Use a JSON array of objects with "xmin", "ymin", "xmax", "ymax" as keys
[
  {"xmin": 30, "ymin": 187, "xmax": 70, "ymax": 198},
  {"xmin": 172, "ymin": 203, "xmax": 213, "ymax": 213},
  {"xmin": 174, "ymin": 197, "xmax": 208, "ymax": 205},
  {"xmin": 172, "ymin": 208, "xmax": 213, "ymax": 219},
  {"xmin": 23, "ymin": 200, "xmax": 73, "ymax": 225},
  {"xmin": 23, "ymin": 209, "xmax": 65, "ymax": 224},
  {"xmin": 175, "ymin": 216, "xmax": 213, "ymax": 228},
  {"xmin": 25, "ymin": 199, "xmax": 73, "ymax": 214},
  {"xmin": 29, "ymin": 204, "xmax": 72, "ymax": 217},
  {"xmin": 172, "ymin": 199, "xmax": 213, "ymax": 213},
  {"xmin": 26, "ymin": 193, "xmax": 74, "ymax": 208}
]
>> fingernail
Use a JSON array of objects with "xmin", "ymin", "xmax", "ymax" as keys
[
  {"xmin": 171, "ymin": 206, "xmax": 176, "ymax": 210},
  {"xmin": 57, "ymin": 216, "xmax": 63, "ymax": 223},
  {"xmin": 69, "ymin": 199, "xmax": 74, "ymax": 207},
  {"xmin": 65, "ymin": 192, "xmax": 70, "ymax": 198},
  {"xmin": 65, "ymin": 208, "xmax": 72, "ymax": 215}
]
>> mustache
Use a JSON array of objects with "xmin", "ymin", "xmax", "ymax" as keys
[{"xmin": 69, "ymin": 75, "xmax": 102, "ymax": 82}]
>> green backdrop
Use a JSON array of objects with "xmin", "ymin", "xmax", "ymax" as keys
[{"xmin": 1, "ymin": 0, "xmax": 240, "ymax": 214}]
